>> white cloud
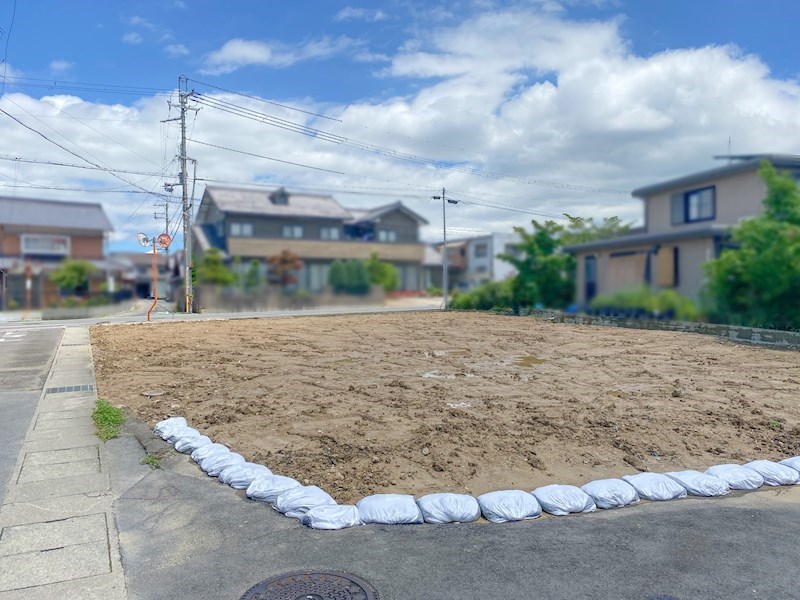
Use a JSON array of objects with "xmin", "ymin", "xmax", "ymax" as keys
[
  {"xmin": 128, "ymin": 16, "xmax": 156, "ymax": 30},
  {"xmin": 335, "ymin": 7, "xmax": 388, "ymax": 22},
  {"xmin": 48, "ymin": 60, "xmax": 74, "ymax": 73},
  {"xmin": 164, "ymin": 43, "xmax": 189, "ymax": 57},
  {"xmin": 121, "ymin": 32, "xmax": 143, "ymax": 45},
  {"xmin": 3, "ymin": 6, "xmax": 800, "ymax": 252},
  {"xmin": 200, "ymin": 36, "xmax": 358, "ymax": 75}
]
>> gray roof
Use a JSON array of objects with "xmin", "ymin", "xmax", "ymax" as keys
[
  {"xmin": 632, "ymin": 154, "xmax": 800, "ymax": 198},
  {"xmin": 204, "ymin": 186, "xmax": 352, "ymax": 220},
  {"xmin": 346, "ymin": 201, "xmax": 429, "ymax": 225},
  {"xmin": 562, "ymin": 225, "xmax": 730, "ymax": 253},
  {"xmin": 0, "ymin": 196, "xmax": 113, "ymax": 231}
]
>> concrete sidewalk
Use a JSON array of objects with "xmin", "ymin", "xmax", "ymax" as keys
[{"xmin": 0, "ymin": 327, "xmax": 126, "ymax": 599}]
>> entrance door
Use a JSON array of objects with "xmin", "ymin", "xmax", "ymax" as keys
[{"xmin": 584, "ymin": 255, "xmax": 597, "ymax": 302}]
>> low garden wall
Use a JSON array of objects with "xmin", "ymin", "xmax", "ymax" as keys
[{"xmin": 530, "ymin": 310, "xmax": 800, "ymax": 350}]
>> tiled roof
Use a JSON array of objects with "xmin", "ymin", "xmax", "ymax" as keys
[
  {"xmin": 204, "ymin": 186, "xmax": 352, "ymax": 220},
  {"xmin": 0, "ymin": 196, "xmax": 113, "ymax": 231}
]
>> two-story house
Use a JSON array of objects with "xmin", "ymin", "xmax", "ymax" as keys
[
  {"xmin": 565, "ymin": 154, "xmax": 800, "ymax": 306},
  {"xmin": 192, "ymin": 186, "xmax": 430, "ymax": 292},
  {"xmin": 0, "ymin": 196, "xmax": 114, "ymax": 309},
  {"xmin": 437, "ymin": 232, "xmax": 521, "ymax": 291}
]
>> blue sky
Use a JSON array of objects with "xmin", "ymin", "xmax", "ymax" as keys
[{"xmin": 1, "ymin": 1, "xmax": 799, "ymax": 251}]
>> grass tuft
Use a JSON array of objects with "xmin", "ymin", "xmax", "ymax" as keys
[
  {"xmin": 92, "ymin": 399, "xmax": 125, "ymax": 441},
  {"xmin": 140, "ymin": 455, "xmax": 160, "ymax": 469}
]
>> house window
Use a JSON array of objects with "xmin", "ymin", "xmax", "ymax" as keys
[
  {"xmin": 377, "ymin": 229, "xmax": 397, "ymax": 243},
  {"xmin": 21, "ymin": 234, "xmax": 70, "ymax": 256},
  {"xmin": 672, "ymin": 186, "xmax": 715, "ymax": 224},
  {"xmin": 320, "ymin": 226, "xmax": 340, "ymax": 240},
  {"xmin": 475, "ymin": 265, "xmax": 488, "ymax": 273},
  {"xmin": 474, "ymin": 243, "xmax": 488, "ymax": 258},
  {"xmin": 230, "ymin": 222, "xmax": 253, "ymax": 237},
  {"xmin": 282, "ymin": 225, "xmax": 304, "ymax": 239}
]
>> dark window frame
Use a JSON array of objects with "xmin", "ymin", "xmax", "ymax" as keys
[{"xmin": 684, "ymin": 186, "xmax": 716, "ymax": 223}]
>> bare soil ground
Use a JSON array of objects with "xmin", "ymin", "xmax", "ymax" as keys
[{"xmin": 90, "ymin": 312, "xmax": 800, "ymax": 504}]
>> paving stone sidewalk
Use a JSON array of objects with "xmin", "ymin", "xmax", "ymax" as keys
[{"xmin": 0, "ymin": 327, "xmax": 127, "ymax": 599}]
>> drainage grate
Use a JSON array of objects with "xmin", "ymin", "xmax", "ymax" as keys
[
  {"xmin": 45, "ymin": 384, "xmax": 95, "ymax": 394},
  {"xmin": 239, "ymin": 570, "xmax": 379, "ymax": 600}
]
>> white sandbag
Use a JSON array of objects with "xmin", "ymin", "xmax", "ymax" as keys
[
  {"xmin": 190, "ymin": 443, "xmax": 229, "ymax": 463},
  {"xmin": 417, "ymin": 493, "xmax": 480, "ymax": 524},
  {"xmin": 356, "ymin": 494, "xmax": 423, "ymax": 525},
  {"xmin": 218, "ymin": 462, "xmax": 272, "ymax": 489},
  {"xmin": 743, "ymin": 460, "xmax": 800, "ymax": 486},
  {"xmin": 622, "ymin": 473, "xmax": 688, "ymax": 501},
  {"xmin": 154, "ymin": 416, "xmax": 187, "ymax": 437},
  {"xmin": 532, "ymin": 484, "xmax": 596, "ymax": 516},
  {"xmin": 273, "ymin": 485, "xmax": 336, "ymax": 519},
  {"xmin": 301, "ymin": 505, "xmax": 363, "ymax": 530},
  {"xmin": 705, "ymin": 464, "xmax": 764, "ymax": 490},
  {"xmin": 476, "ymin": 490, "xmax": 541, "ymax": 523},
  {"xmin": 664, "ymin": 470, "xmax": 729, "ymax": 497},
  {"xmin": 200, "ymin": 451, "xmax": 245, "ymax": 477},
  {"xmin": 175, "ymin": 434, "xmax": 212, "ymax": 454},
  {"xmin": 580, "ymin": 478, "xmax": 639, "ymax": 509},
  {"xmin": 164, "ymin": 425, "xmax": 200, "ymax": 445},
  {"xmin": 246, "ymin": 475, "xmax": 302, "ymax": 503},
  {"xmin": 779, "ymin": 456, "xmax": 800, "ymax": 473}
]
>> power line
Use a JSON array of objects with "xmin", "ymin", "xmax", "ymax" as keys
[
  {"xmin": 0, "ymin": 155, "xmax": 168, "ymax": 177},
  {"xmin": 0, "ymin": 105, "xmax": 172, "ymax": 200},
  {"xmin": 189, "ymin": 138, "xmax": 346, "ymax": 175},
  {"xmin": 0, "ymin": 0, "xmax": 17, "ymax": 97},
  {"xmin": 186, "ymin": 77, "xmax": 341, "ymax": 122},
  {"xmin": 190, "ymin": 91, "xmax": 629, "ymax": 195},
  {"xmin": 0, "ymin": 75, "xmax": 171, "ymax": 97}
]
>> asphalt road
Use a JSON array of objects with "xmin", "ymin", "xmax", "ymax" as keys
[
  {"xmin": 111, "ymin": 421, "xmax": 800, "ymax": 600},
  {"xmin": 0, "ymin": 325, "xmax": 63, "ymax": 498}
]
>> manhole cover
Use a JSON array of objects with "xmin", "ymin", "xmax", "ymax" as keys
[{"xmin": 239, "ymin": 570, "xmax": 379, "ymax": 600}]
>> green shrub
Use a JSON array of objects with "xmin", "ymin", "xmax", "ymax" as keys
[
  {"xmin": 590, "ymin": 286, "xmax": 698, "ymax": 320},
  {"xmin": 450, "ymin": 280, "xmax": 513, "ymax": 311}
]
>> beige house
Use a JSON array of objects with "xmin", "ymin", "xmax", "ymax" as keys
[{"xmin": 565, "ymin": 154, "xmax": 800, "ymax": 305}]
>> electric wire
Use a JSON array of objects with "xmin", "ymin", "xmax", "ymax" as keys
[
  {"xmin": 189, "ymin": 92, "xmax": 629, "ymax": 195},
  {"xmin": 0, "ymin": 0, "xmax": 17, "ymax": 97},
  {"xmin": 186, "ymin": 77, "xmax": 341, "ymax": 122},
  {"xmin": 188, "ymin": 138, "xmax": 346, "ymax": 175}
]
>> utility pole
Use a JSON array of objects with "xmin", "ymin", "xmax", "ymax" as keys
[
  {"xmin": 166, "ymin": 76, "xmax": 195, "ymax": 313},
  {"xmin": 433, "ymin": 187, "xmax": 448, "ymax": 310}
]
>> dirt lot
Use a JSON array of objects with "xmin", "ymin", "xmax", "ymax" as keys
[{"xmin": 91, "ymin": 312, "xmax": 800, "ymax": 504}]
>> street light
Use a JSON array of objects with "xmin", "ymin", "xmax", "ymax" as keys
[{"xmin": 432, "ymin": 189, "xmax": 458, "ymax": 310}]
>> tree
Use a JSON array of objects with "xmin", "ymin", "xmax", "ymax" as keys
[
  {"xmin": 49, "ymin": 259, "xmax": 96, "ymax": 295},
  {"xmin": 498, "ymin": 220, "xmax": 573, "ymax": 314},
  {"xmin": 328, "ymin": 259, "xmax": 346, "ymax": 293},
  {"xmin": 267, "ymin": 250, "xmax": 304, "ymax": 290},
  {"xmin": 365, "ymin": 252, "xmax": 399, "ymax": 292},
  {"xmin": 196, "ymin": 248, "xmax": 236, "ymax": 286},
  {"xmin": 244, "ymin": 259, "xmax": 265, "ymax": 293},
  {"xmin": 703, "ymin": 162, "xmax": 800, "ymax": 330},
  {"xmin": 344, "ymin": 260, "xmax": 370, "ymax": 295},
  {"xmin": 560, "ymin": 214, "xmax": 631, "ymax": 246}
]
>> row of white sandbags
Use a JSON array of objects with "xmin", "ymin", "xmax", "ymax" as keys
[{"xmin": 154, "ymin": 417, "xmax": 800, "ymax": 530}]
